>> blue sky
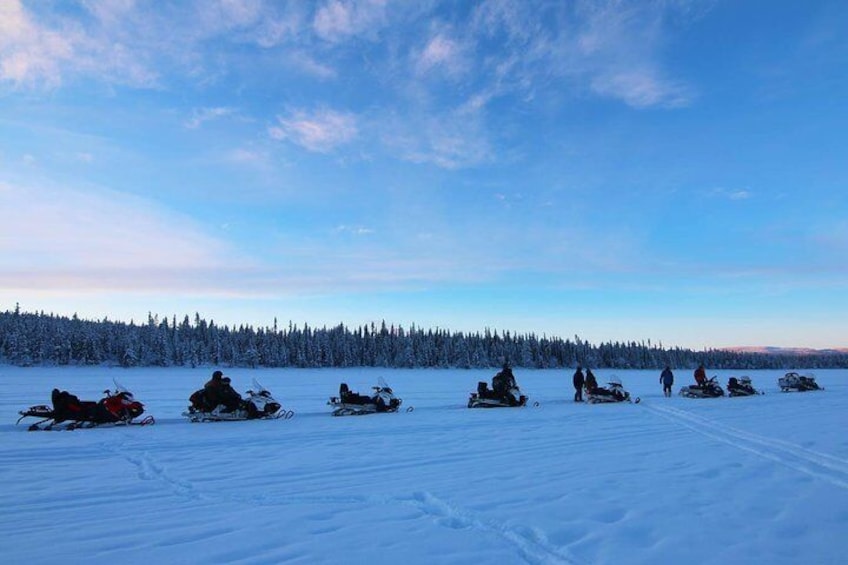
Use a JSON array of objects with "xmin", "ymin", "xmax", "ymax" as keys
[{"xmin": 1, "ymin": 0, "xmax": 846, "ymax": 350}]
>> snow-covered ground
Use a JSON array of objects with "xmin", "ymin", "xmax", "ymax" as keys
[{"xmin": 1, "ymin": 367, "xmax": 846, "ymax": 564}]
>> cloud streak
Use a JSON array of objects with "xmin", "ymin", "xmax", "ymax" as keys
[
  {"xmin": 0, "ymin": 181, "xmax": 253, "ymax": 292},
  {"xmin": 184, "ymin": 107, "xmax": 236, "ymax": 129},
  {"xmin": 269, "ymin": 108, "xmax": 359, "ymax": 153}
]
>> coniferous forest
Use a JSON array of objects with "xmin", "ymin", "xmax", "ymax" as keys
[{"xmin": 1, "ymin": 306, "xmax": 845, "ymax": 370}]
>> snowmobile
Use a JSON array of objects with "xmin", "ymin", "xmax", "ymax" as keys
[
  {"xmin": 727, "ymin": 376, "xmax": 762, "ymax": 397},
  {"xmin": 778, "ymin": 372, "xmax": 823, "ymax": 392},
  {"xmin": 17, "ymin": 380, "xmax": 153, "ymax": 431},
  {"xmin": 679, "ymin": 376, "xmax": 725, "ymax": 398},
  {"xmin": 586, "ymin": 376, "xmax": 638, "ymax": 404},
  {"xmin": 327, "ymin": 377, "xmax": 403, "ymax": 416},
  {"xmin": 468, "ymin": 378, "xmax": 528, "ymax": 408},
  {"xmin": 184, "ymin": 379, "xmax": 293, "ymax": 422}
]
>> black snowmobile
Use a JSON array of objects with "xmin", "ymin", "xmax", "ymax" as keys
[
  {"xmin": 327, "ymin": 377, "xmax": 403, "ymax": 416},
  {"xmin": 586, "ymin": 376, "xmax": 638, "ymax": 404},
  {"xmin": 679, "ymin": 376, "xmax": 725, "ymax": 398},
  {"xmin": 778, "ymin": 372, "xmax": 823, "ymax": 392},
  {"xmin": 184, "ymin": 378, "xmax": 293, "ymax": 422},
  {"xmin": 727, "ymin": 376, "xmax": 762, "ymax": 397},
  {"xmin": 17, "ymin": 380, "xmax": 153, "ymax": 431},
  {"xmin": 468, "ymin": 368, "xmax": 527, "ymax": 408}
]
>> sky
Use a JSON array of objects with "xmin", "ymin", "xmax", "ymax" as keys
[{"xmin": 1, "ymin": 0, "xmax": 846, "ymax": 351}]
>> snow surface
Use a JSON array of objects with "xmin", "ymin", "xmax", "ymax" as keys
[{"xmin": 2, "ymin": 367, "xmax": 847, "ymax": 565}]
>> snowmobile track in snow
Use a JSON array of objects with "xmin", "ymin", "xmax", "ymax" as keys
[
  {"xmin": 108, "ymin": 440, "xmax": 582, "ymax": 565},
  {"xmin": 645, "ymin": 403, "xmax": 848, "ymax": 489},
  {"xmin": 406, "ymin": 491, "xmax": 582, "ymax": 565}
]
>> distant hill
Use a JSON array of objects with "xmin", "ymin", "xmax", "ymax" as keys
[{"xmin": 724, "ymin": 346, "xmax": 848, "ymax": 356}]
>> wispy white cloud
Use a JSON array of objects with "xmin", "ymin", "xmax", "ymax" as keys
[
  {"xmin": 589, "ymin": 70, "xmax": 691, "ymax": 109},
  {"xmin": 283, "ymin": 51, "xmax": 337, "ymax": 80},
  {"xmin": 709, "ymin": 187, "xmax": 753, "ymax": 200},
  {"xmin": 466, "ymin": 0, "xmax": 697, "ymax": 109},
  {"xmin": 226, "ymin": 147, "xmax": 268, "ymax": 166},
  {"xmin": 414, "ymin": 33, "xmax": 468, "ymax": 78},
  {"xmin": 0, "ymin": 180, "xmax": 254, "ymax": 293},
  {"xmin": 269, "ymin": 108, "xmax": 358, "ymax": 153},
  {"xmin": 184, "ymin": 107, "xmax": 236, "ymax": 129},
  {"xmin": 0, "ymin": 0, "xmax": 157, "ymax": 88},
  {"xmin": 313, "ymin": 0, "xmax": 388, "ymax": 43},
  {"xmin": 380, "ymin": 108, "xmax": 492, "ymax": 169},
  {"xmin": 333, "ymin": 224, "xmax": 375, "ymax": 236},
  {"xmin": 0, "ymin": 1, "xmax": 74, "ymax": 87}
]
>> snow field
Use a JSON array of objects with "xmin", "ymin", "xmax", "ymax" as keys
[{"xmin": 1, "ymin": 367, "xmax": 847, "ymax": 564}]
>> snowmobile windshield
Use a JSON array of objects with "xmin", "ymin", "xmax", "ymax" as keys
[
  {"xmin": 251, "ymin": 378, "xmax": 267, "ymax": 393},
  {"xmin": 378, "ymin": 376, "xmax": 390, "ymax": 390},
  {"xmin": 112, "ymin": 379, "xmax": 130, "ymax": 394}
]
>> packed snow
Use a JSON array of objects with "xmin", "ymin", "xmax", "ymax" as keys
[{"xmin": 2, "ymin": 367, "xmax": 846, "ymax": 564}]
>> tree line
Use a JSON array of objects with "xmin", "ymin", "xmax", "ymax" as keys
[{"xmin": 1, "ymin": 306, "xmax": 845, "ymax": 370}]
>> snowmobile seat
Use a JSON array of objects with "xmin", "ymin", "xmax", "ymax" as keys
[
  {"xmin": 340, "ymin": 383, "xmax": 355, "ymax": 403},
  {"xmin": 339, "ymin": 383, "xmax": 370, "ymax": 404},
  {"xmin": 51, "ymin": 389, "xmax": 88, "ymax": 422}
]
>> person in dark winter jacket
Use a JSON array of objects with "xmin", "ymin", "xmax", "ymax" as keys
[
  {"xmin": 694, "ymin": 364, "xmax": 707, "ymax": 387},
  {"xmin": 204, "ymin": 370, "xmax": 242, "ymax": 411},
  {"xmin": 584, "ymin": 369, "xmax": 598, "ymax": 394},
  {"xmin": 203, "ymin": 370, "xmax": 225, "ymax": 410},
  {"xmin": 573, "ymin": 366, "xmax": 585, "ymax": 402},
  {"xmin": 492, "ymin": 363, "xmax": 518, "ymax": 403},
  {"xmin": 218, "ymin": 377, "xmax": 242, "ymax": 411},
  {"xmin": 660, "ymin": 366, "xmax": 674, "ymax": 397}
]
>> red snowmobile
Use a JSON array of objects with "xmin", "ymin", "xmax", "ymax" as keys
[{"xmin": 17, "ymin": 380, "xmax": 152, "ymax": 431}]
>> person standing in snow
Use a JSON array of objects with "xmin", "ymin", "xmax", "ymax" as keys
[
  {"xmin": 660, "ymin": 366, "xmax": 674, "ymax": 397},
  {"xmin": 572, "ymin": 366, "xmax": 585, "ymax": 402}
]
